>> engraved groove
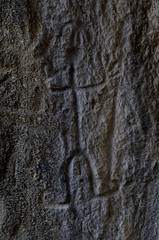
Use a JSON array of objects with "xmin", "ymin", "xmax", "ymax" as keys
[{"xmin": 108, "ymin": 87, "xmax": 118, "ymax": 188}]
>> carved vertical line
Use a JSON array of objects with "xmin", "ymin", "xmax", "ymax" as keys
[
  {"xmin": 108, "ymin": 86, "xmax": 118, "ymax": 189},
  {"xmin": 69, "ymin": 64, "xmax": 82, "ymax": 151}
]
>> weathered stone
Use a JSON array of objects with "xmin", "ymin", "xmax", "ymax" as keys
[{"xmin": 0, "ymin": 0, "xmax": 158, "ymax": 239}]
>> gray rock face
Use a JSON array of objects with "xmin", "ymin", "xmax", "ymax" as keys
[{"xmin": 0, "ymin": 0, "xmax": 159, "ymax": 239}]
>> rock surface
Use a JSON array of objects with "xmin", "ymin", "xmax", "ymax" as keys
[{"xmin": 0, "ymin": 0, "xmax": 159, "ymax": 239}]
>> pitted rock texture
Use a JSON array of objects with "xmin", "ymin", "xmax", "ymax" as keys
[{"xmin": 0, "ymin": 0, "xmax": 159, "ymax": 239}]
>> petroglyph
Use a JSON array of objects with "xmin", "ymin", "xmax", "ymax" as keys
[
  {"xmin": 1, "ymin": 1, "xmax": 158, "ymax": 239},
  {"xmin": 42, "ymin": 33, "xmax": 119, "ymax": 206}
]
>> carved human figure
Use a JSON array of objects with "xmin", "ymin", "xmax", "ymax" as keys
[{"xmin": 35, "ymin": 0, "xmax": 119, "ymax": 206}]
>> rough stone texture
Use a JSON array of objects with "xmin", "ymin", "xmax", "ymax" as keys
[{"xmin": 0, "ymin": 0, "xmax": 159, "ymax": 239}]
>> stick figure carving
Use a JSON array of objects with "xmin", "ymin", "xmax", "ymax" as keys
[{"xmin": 35, "ymin": 2, "xmax": 119, "ymax": 207}]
